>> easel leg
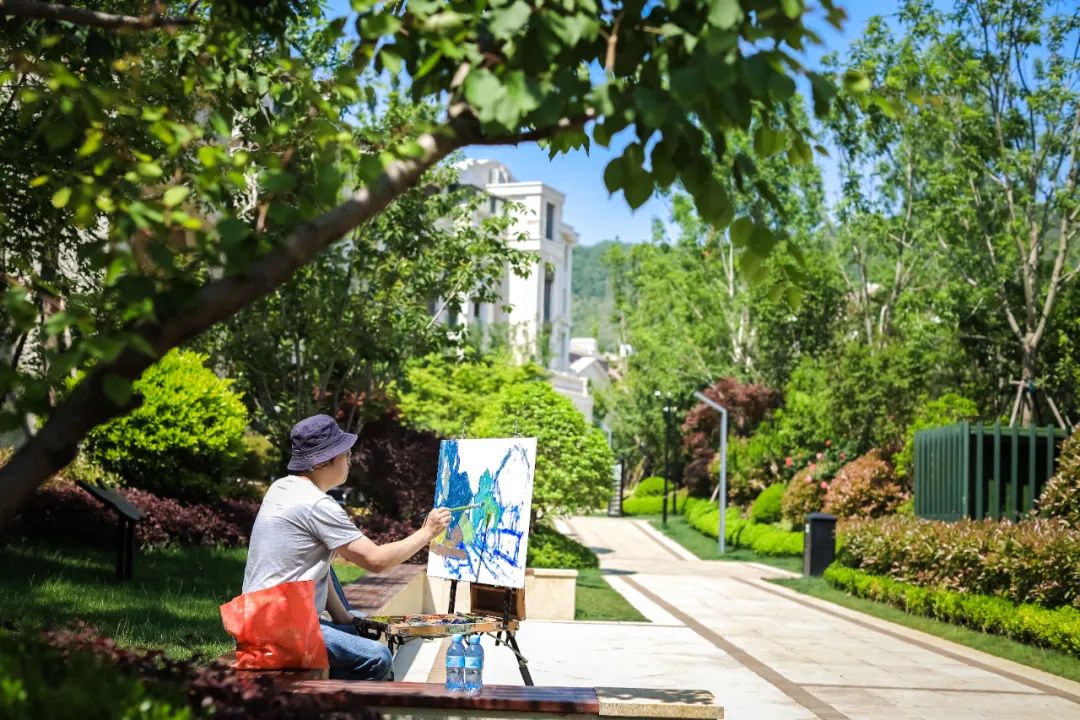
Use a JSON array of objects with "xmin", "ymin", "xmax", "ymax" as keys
[{"xmin": 505, "ymin": 632, "xmax": 533, "ymax": 686}]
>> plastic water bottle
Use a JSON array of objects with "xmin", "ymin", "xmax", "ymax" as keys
[
  {"xmin": 446, "ymin": 635, "xmax": 465, "ymax": 691},
  {"xmin": 464, "ymin": 634, "xmax": 484, "ymax": 694}
]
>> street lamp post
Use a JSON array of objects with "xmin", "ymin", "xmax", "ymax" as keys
[
  {"xmin": 653, "ymin": 390, "xmax": 673, "ymax": 526},
  {"xmin": 693, "ymin": 391, "xmax": 728, "ymax": 554}
]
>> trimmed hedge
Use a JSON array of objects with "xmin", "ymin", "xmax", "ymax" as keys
[
  {"xmin": 623, "ymin": 488, "xmax": 687, "ymax": 515},
  {"xmin": 632, "ymin": 476, "xmax": 667, "ymax": 497},
  {"xmin": 825, "ymin": 565, "xmax": 1080, "ymax": 657},
  {"xmin": 527, "ymin": 523, "xmax": 599, "ymax": 569},
  {"xmin": 749, "ymin": 483, "xmax": 785, "ymax": 524},
  {"xmin": 683, "ymin": 497, "xmax": 803, "ymax": 557},
  {"xmin": 838, "ymin": 516, "xmax": 1080, "ymax": 610}
]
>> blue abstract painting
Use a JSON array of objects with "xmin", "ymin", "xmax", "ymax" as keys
[{"xmin": 426, "ymin": 438, "xmax": 536, "ymax": 589}]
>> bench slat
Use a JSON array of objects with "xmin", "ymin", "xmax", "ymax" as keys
[{"xmin": 290, "ymin": 680, "xmax": 601, "ymax": 714}]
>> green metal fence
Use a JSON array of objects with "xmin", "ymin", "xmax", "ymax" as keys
[{"xmin": 914, "ymin": 422, "xmax": 1068, "ymax": 521}]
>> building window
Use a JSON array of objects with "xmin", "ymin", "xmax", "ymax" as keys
[
  {"xmin": 448, "ymin": 308, "xmax": 459, "ymax": 328},
  {"xmin": 473, "ymin": 299, "xmax": 482, "ymax": 320},
  {"xmin": 543, "ymin": 266, "xmax": 554, "ymax": 322},
  {"xmin": 545, "ymin": 202, "xmax": 555, "ymax": 240},
  {"xmin": 489, "ymin": 195, "xmax": 497, "ymax": 214}
]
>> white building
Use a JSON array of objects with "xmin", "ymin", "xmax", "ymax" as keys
[{"xmin": 449, "ymin": 159, "xmax": 596, "ymax": 421}]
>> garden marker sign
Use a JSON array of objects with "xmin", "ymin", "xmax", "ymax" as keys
[{"xmin": 427, "ymin": 438, "xmax": 536, "ymax": 589}]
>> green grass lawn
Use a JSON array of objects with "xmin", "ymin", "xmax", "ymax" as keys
[
  {"xmin": 574, "ymin": 568, "xmax": 647, "ymax": 622},
  {"xmin": 0, "ymin": 539, "xmax": 366, "ymax": 661},
  {"xmin": 0, "ymin": 540, "xmax": 245, "ymax": 660},
  {"xmin": 774, "ymin": 576, "xmax": 1080, "ymax": 684},
  {"xmin": 646, "ymin": 514, "xmax": 803, "ymax": 574}
]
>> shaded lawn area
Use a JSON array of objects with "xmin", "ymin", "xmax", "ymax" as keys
[
  {"xmin": 574, "ymin": 568, "xmax": 647, "ymax": 622},
  {"xmin": 0, "ymin": 539, "xmax": 363, "ymax": 660},
  {"xmin": 774, "ymin": 576, "xmax": 1080, "ymax": 684},
  {"xmin": 646, "ymin": 514, "xmax": 803, "ymax": 574}
]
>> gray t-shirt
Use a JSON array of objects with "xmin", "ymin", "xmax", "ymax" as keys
[{"xmin": 242, "ymin": 476, "xmax": 364, "ymax": 614}]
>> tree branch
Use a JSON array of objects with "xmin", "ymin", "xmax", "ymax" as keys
[
  {"xmin": 0, "ymin": 0, "xmax": 197, "ymax": 29},
  {"xmin": 0, "ymin": 109, "xmax": 593, "ymax": 527}
]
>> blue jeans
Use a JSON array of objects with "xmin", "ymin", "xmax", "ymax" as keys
[
  {"xmin": 322, "ymin": 566, "xmax": 393, "ymax": 681},
  {"xmin": 319, "ymin": 620, "xmax": 393, "ymax": 680}
]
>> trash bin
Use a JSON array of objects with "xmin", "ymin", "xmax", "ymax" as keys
[{"xmin": 803, "ymin": 512, "xmax": 836, "ymax": 576}]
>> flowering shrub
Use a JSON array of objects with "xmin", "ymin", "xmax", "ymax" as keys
[
  {"xmin": 13, "ymin": 480, "xmax": 259, "ymax": 550},
  {"xmin": 781, "ymin": 459, "xmax": 837, "ymax": 524},
  {"xmin": 823, "ymin": 449, "xmax": 907, "ymax": 518},
  {"xmin": 825, "ymin": 566, "xmax": 1080, "ymax": 656},
  {"xmin": 1036, "ymin": 428, "xmax": 1080, "ymax": 530},
  {"xmin": 749, "ymin": 483, "xmax": 785, "ymax": 524},
  {"xmin": 838, "ymin": 516, "xmax": 1080, "ymax": 609}
]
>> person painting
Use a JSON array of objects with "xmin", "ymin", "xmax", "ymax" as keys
[{"xmin": 242, "ymin": 414, "xmax": 451, "ymax": 680}]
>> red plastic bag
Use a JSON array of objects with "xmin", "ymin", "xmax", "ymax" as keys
[{"xmin": 220, "ymin": 580, "xmax": 329, "ymax": 670}]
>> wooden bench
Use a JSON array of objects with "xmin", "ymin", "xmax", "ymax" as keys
[{"xmin": 260, "ymin": 673, "xmax": 722, "ymax": 719}]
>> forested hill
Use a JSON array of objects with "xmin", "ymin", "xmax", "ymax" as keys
[{"xmin": 571, "ymin": 240, "xmax": 627, "ymax": 353}]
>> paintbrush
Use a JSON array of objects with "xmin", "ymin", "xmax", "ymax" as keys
[{"xmin": 415, "ymin": 503, "xmax": 481, "ymax": 521}]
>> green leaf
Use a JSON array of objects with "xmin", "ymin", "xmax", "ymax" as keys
[
  {"xmin": 78, "ymin": 129, "xmax": 104, "ymax": 157},
  {"xmin": 216, "ymin": 218, "xmax": 251, "ymax": 243},
  {"xmin": 753, "ymin": 125, "xmax": 785, "ymax": 158},
  {"xmin": 51, "ymin": 187, "xmax": 71, "ymax": 208},
  {"xmin": 45, "ymin": 122, "xmax": 75, "ymax": 150},
  {"xmin": 697, "ymin": 179, "xmax": 733, "ymax": 227},
  {"xmin": 489, "ymin": 0, "xmax": 531, "ymax": 39},
  {"xmin": 730, "ymin": 217, "xmax": 754, "ymax": 247},
  {"xmin": 162, "ymin": 186, "xmax": 190, "ymax": 207},
  {"xmin": 781, "ymin": 0, "xmax": 802, "ymax": 19},
  {"xmin": 102, "ymin": 373, "xmax": 133, "ymax": 407},
  {"xmin": 379, "ymin": 49, "xmax": 402, "ymax": 75},
  {"xmin": 464, "ymin": 69, "xmax": 504, "ymax": 112},
  {"xmin": 603, "ymin": 157, "xmax": 625, "ymax": 192},
  {"xmin": 739, "ymin": 249, "xmax": 768, "ymax": 284},
  {"xmin": 623, "ymin": 170, "xmax": 653, "ymax": 210},
  {"xmin": 843, "ymin": 70, "xmax": 871, "ymax": 94},
  {"xmin": 709, "ymin": 0, "xmax": 744, "ymax": 29}
]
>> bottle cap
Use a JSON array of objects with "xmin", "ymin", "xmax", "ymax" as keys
[
  {"xmin": 469, "ymin": 635, "xmax": 481, "ymax": 644},
  {"xmin": 452, "ymin": 634, "xmax": 463, "ymax": 642}
]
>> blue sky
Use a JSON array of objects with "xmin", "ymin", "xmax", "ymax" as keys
[
  {"xmin": 461, "ymin": 3, "xmax": 898, "ymax": 246},
  {"xmin": 327, "ymin": 1, "xmax": 901, "ymax": 245}
]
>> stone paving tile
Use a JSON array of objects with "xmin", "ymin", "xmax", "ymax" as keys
[{"xmin": 559, "ymin": 517, "xmax": 1080, "ymax": 720}]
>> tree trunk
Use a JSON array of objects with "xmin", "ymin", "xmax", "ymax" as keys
[{"xmin": 1019, "ymin": 339, "xmax": 1039, "ymax": 426}]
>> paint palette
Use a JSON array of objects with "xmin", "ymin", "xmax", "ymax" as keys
[{"xmin": 362, "ymin": 612, "xmax": 518, "ymax": 638}]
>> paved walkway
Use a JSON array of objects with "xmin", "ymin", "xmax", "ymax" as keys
[{"xmin": 389, "ymin": 516, "xmax": 1080, "ymax": 719}]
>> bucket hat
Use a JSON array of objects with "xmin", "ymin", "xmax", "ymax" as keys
[{"xmin": 287, "ymin": 414, "xmax": 357, "ymax": 472}]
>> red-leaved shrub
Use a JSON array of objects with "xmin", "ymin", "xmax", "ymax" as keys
[
  {"xmin": 681, "ymin": 378, "xmax": 780, "ymax": 495},
  {"xmin": 1036, "ymin": 428, "xmax": 1080, "ymax": 530},
  {"xmin": 838, "ymin": 515, "xmax": 1080, "ymax": 609},
  {"xmin": 823, "ymin": 449, "xmax": 907, "ymax": 518},
  {"xmin": 348, "ymin": 510, "xmax": 427, "ymax": 564},
  {"xmin": 348, "ymin": 411, "xmax": 441, "ymax": 522},
  {"xmin": 13, "ymin": 481, "xmax": 259, "ymax": 550}
]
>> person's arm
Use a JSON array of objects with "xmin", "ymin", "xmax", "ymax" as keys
[
  {"xmin": 336, "ymin": 508, "xmax": 451, "ymax": 573},
  {"xmin": 325, "ymin": 577, "xmax": 354, "ymax": 624}
]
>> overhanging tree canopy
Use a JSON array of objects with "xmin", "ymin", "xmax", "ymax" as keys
[{"xmin": 0, "ymin": 0, "xmax": 850, "ymax": 525}]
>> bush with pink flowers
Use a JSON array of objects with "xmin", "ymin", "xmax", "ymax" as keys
[
  {"xmin": 823, "ymin": 449, "xmax": 908, "ymax": 518},
  {"xmin": 781, "ymin": 458, "xmax": 838, "ymax": 524}
]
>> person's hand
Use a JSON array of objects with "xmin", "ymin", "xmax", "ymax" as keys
[{"xmin": 423, "ymin": 508, "xmax": 451, "ymax": 539}]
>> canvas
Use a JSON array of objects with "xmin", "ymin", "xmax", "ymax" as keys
[{"xmin": 426, "ymin": 437, "xmax": 536, "ymax": 589}]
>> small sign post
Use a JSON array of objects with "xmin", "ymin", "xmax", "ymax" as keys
[{"xmin": 76, "ymin": 481, "xmax": 142, "ymax": 582}]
